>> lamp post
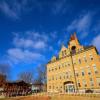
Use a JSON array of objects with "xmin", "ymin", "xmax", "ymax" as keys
[{"xmin": 70, "ymin": 50, "xmax": 79, "ymax": 93}]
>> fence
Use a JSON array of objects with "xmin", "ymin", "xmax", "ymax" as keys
[{"xmin": 32, "ymin": 92, "xmax": 100, "ymax": 98}]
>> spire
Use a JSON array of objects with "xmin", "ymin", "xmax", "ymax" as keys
[
  {"xmin": 74, "ymin": 32, "xmax": 78, "ymax": 39},
  {"xmin": 70, "ymin": 32, "xmax": 77, "ymax": 41}
]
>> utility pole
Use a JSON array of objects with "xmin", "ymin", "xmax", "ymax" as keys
[{"xmin": 70, "ymin": 50, "xmax": 79, "ymax": 93}]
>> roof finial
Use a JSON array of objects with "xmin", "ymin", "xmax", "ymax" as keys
[
  {"xmin": 74, "ymin": 32, "xmax": 77, "ymax": 38},
  {"xmin": 61, "ymin": 43, "xmax": 64, "ymax": 47}
]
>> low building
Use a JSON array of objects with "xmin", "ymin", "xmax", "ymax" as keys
[
  {"xmin": 0, "ymin": 75, "xmax": 31, "ymax": 97},
  {"xmin": 3, "ymin": 80, "xmax": 31, "ymax": 97},
  {"xmin": 0, "ymin": 74, "xmax": 6, "ymax": 96},
  {"xmin": 31, "ymin": 82, "xmax": 44, "ymax": 93}
]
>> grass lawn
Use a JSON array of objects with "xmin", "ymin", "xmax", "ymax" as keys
[
  {"xmin": 0, "ymin": 96, "xmax": 50, "ymax": 100},
  {"xmin": 51, "ymin": 95, "xmax": 100, "ymax": 100},
  {"xmin": 0, "ymin": 94, "xmax": 100, "ymax": 100}
]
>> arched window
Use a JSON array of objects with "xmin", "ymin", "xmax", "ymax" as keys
[{"xmin": 71, "ymin": 46, "xmax": 76, "ymax": 54}]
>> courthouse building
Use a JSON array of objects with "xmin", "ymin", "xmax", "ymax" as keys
[{"xmin": 47, "ymin": 33, "xmax": 100, "ymax": 93}]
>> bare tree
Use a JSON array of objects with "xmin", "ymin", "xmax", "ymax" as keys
[
  {"xmin": 0, "ymin": 64, "xmax": 11, "ymax": 80},
  {"xmin": 33, "ymin": 64, "xmax": 47, "ymax": 92},
  {"xmin": 36, "ymin": 64, "xmax": 47, "ymax": 84},
  {"xmin": 18, "ymin": 71, "xmax": 34, "ymax": 83}
]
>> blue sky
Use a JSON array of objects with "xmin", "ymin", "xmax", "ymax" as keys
[{"xmin": 0, "ymin": 0, "xmax": 100, "ymax": 80}]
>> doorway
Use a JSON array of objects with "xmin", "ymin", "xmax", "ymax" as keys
[{"xmin": 64, "ymin": 81, "xmax": 75, "ymax": 93}]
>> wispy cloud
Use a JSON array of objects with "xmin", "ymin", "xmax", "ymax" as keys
[
  {"xmin": 92, "ymin": 20, "xmax": 100, "ymax": 34},
  {"xmin": 1, "ymin": 29, "xmax": 66, "ymax": 65},
  {"xmin": 5, "ymin": 30, "xmax": 54, "ymax": 64},
  {"xmin": 67, "ymin": 12, "xmax": 93, "ymax": 38},
  {"xmin": 0, "ymin": 1, "xmax": 19, "ymax": 19},
  {"xmin": 52, "ymin": 0, "xmax": 70, "ymax": 15},
  {"xmin": 13, "ymin": 34, "xmax": 47, "ymax": 49},
  {"xmin": 0, "ymin": 0, "xmax": 37, "ymax": 19},
  {"xmin": 7, "ymin": 48, "xmax": 45, "ymax": 64},
  {"xmin": 91, "ymin": 34, "xmax": 100, "ymax": 52},
  {"xmin": 0, "ymin": 0, "xmax": 72, "ymax": 19}
]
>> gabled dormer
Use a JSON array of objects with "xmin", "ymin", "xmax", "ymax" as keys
[
  {"xmin": 51, "ymin": 56, "xmax": 56, "ymax": 62},
  {"xmin": 59, "ymin": 45, "xmax": 70, "ymax": 58}
]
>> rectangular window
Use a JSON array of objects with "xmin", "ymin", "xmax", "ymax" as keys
[
  {"xmin": 62, "ymin": 51, "xmax": 64, "ymax": 56},
  {"xmin": 82, "ymin": 70, "xmax": 85, "ymax": 76},
  {"xmin": 79, "ymin": 59, "xmax": 81, "ymax": 64},
  {"xmin": 66, "ymin": 72, "xmax": 69, "ymax": 78},
  {"xmin": 65, "ymin": 62, "xmax": 67, "ymax": 67},
  {"xmin": 82, "ymin": 79, "xmax": 87, "ymax": 87},
  {"xmin": 80, "ymin": 48, "xmax": 82, "ymax": 51},
  {"xmin": 64, "ymin": 50, "xmax": 66, "ymax": 55},
  {"xmin": 62, "ymin": 63, "xmax": 64, "ymax": 67},
  {"xmin": 93, "ymin": 64, "xmax": 98, "ymax": 74},
  {"xmin": 90, "ymin": 78, "xmax": 93, "ymax": 81},
  {"xmin": 53, "ymin": 86, "xmax": 54, "ymax": 89},
  {"xmin": 84, "ymin": 56, "xmax": 87, "ymax": 62},
  {"xmin": 96, "ymin": 78, "xmax": 100, "ymax": 86},
  {"xmin": 68, "ymin": 63, "xmax": 70, "ymax": 66},
  {"xmin": 75, "ymin": 71, "xmax": 79, "ymax": 77},
  {"xmin": 90, "ymin": 54, "xmax": 93, "ymax": 60},
  {"xmin": 78, "ymin": 83, "xmax": 81, "ymax": 87},
  {"xmin": 59, "ymin": 76, "xmax": 61, "ymax": 79},
  {"xmin": 49, "ymin": 86, "xmax": 51, "ymax": 89},
  {"xmin": 88, "ymin": 67, "xmax": 91, "ymax": 75},
  {"xmin": 76, "ymin": 73, "xmax": 79, "ymax": 77},
  {"xmin": 49, "ymin": 69, "xmax": 50, "ymax": 72},
  {"xmin": 63, "ymin": 75, "xmax": 65, "ymax": 79},
  {"xmin": 56, "ymin": 76, "xmax": 57, "ymax": 80},
  {"xmin": 74, "ymin": 62, "xmax": 76, "ymax": 65},
  {"xmin": 52, "ymin": 76, "xmax": 54, "ymax": 80},
  {"xmin": 77, "ymin": 80, "xmax": 81, "ymax": 87},
  {"xmin": 59, "ymin": 65, "xmax": 60, "ymax": 69},
  {"xmin": 55, "ymin": 67, "xmax": 57, "ymax": 70},
  {"xmin": 90, "ymin": 78, "xmax": 94, "ymax": 86},
  {"xmin": 62, "ymin": 50, "xmax": 66, "ymax": 57}
]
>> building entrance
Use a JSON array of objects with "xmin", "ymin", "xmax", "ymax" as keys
[
  {"xmin": 64, "ymin": 81, "xmax": 75, "ymax": 93},
  {"xmin": 65, "ymin": 84, "xmax": 75, "ymax": 93}
]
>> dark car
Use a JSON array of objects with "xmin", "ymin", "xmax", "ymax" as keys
[{"xmin": 85, "ymin": 89, "xmax": 93, "ymax": 93}]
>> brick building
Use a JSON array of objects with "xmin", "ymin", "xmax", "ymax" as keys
[
  {"xmin": 0, "ymin": 74, "xmax": 31, "ymax": 97},
  {"xmin": 47, "ymin": 33, "xmax": 100, "ymax": 93}
]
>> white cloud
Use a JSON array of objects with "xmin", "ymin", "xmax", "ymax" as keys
[
  {"xmin": 92, "ymin": 34, "xmax": 100, "ymax": 52},
  {"xmin": 5, "ymin": 30, "xmax": 52, "ymax": 64},
  {"xmin": 13, "ymin": 38, "xmax": 33, "ymax": 48},
  {"xmin": 13, "ymin": 31, "xmax": 47, "ymax": 49},
  {"xmin": 7, "ymin": 48, "xmax": 45, "ymax": 64},
  {"xmin": 67, "ymin": 12, "xmax": 92, "ymax": 38},
  {"xmin": 3, "ymin": 30, "xmax": 60, "ymax": 65},
  {"xmin": 34, "ymin": 41, "xmax": 46, "ymax": 49}
]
